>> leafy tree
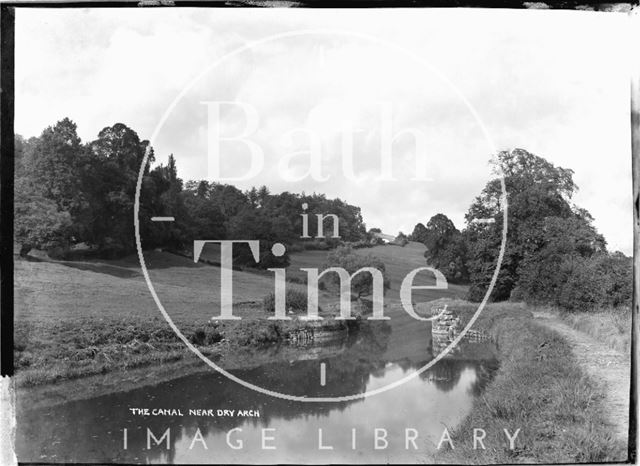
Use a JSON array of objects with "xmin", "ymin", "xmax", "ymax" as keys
[
  {"xmin": 14, "ymin": 118, "xmax": 375, "ymax": 263},
  {"xmin": 84, "ymin": 123, "xmax": 153, "ymax": 255},
  {"xmin": 14, "ymin": 134, "xmax": 31, "ymax": 178},
  {"xmin": 144, "ymin": 154, "xmax": 188, "ymax": 250},
  {"xmin": 420, "ymin": 214, "xmax": 469, "ymax": 283},
  {"xmin": 394, "ymin": 232, "xmax": 409, "ymax": 247},
  {"xmin": 556, "ymin": 255, "xmax": 608, "ymax": 312},
  {"xmin": 512, "ymin": 215, "xmax": 606, "ymax": 305},
  {"xmin": 14, "ymin": 178, "xmax": 72, "ymax": 256},
  {"xmin": 209, "ymin": 183, "xmax": 248, "ymax": 219},
  {"xmin": 180, "ymin": 182, "xmax": 227, "ymax": 242},
  {"xmin": 465, "ymin": 148, "xmax": 581, "ymax": 302},
  {"xmin": 246, "ymin": 186, "xmax": 260, "ymax": 208},
  {"xmin": 21, "ymin": 118, "xmax": 86, "ymax": 212},
  {"xmin": 20, "ymin": 119, "xmax": 91, "ymax": 245},
  {"xmin": 423, "ymin": 214, "xmax": 457, "ymax": 253},
  {"xmin": 409, "ymin": 222, "xmax": 428, "ymax": 243},
  {"xmin": 598, "ymin": 251, "xmax": 633, "ymax": 307}
]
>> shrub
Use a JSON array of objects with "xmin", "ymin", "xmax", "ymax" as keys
[
  {"xmin": 392, "ymin": 232, "xmax": 409, "ymax": 247},
  {"xmin": 263, "ymin": 288, "xmax": 308, "ymax": 314},
  {"xmin": 517, "ymin": 250, "xmax": 632, "ymax": 312},
  {"xmin": 302, "ymin": 240, "xmax": 331, "ymax": 251},
  {"xmin": 189, "ymin": 326, "xmax": 223, "ymax": 346},
  {"xmin": 324, "ymin": 245, "xmax": 389, "ymax": 298},
  {"xmin": 557, "ymin": 256, "xmax": 607, "ymax": 312}
]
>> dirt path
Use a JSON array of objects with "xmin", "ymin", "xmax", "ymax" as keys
[{"xmin": 534, "ymin": 311, "xmax": 631, "ymax": 441}]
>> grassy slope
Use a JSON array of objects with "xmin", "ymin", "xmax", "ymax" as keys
[
  {"xmin": 434, "ymin": 301, "xmax": 628, "ymax": 463},
  {"xmin": 15, "ymin": 250, "xmax": 309, "ymax": 323},
  {"xmin": 15, "ymin": 243, "xmax": 464, "ymax": 386},
  {"xmin": 14, "ymin": 252, "xmax": 313, "ymax": 386},
  {"xmin": 289, "ymin": 242, "xmax": 469, "ymax": 302}
]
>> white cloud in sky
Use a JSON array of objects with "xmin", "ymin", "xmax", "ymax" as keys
[{"xmin": 15, "ymin": 7, "xmax": 633, "ymax": 254}]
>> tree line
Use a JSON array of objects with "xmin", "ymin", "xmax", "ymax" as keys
[
  {"xmin": 14, "ymin": 118, "xmax": 368, "ymax": 267},
  {"xmin": 14, "ymin": 120, "xmax": 631, "ymax": 311},
  {"xmin": 410, "ymin": 148, "xmax": 632, "ymax": 311}
]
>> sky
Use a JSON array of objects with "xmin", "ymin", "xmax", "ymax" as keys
[{"xmin": 15, "ymin": 8, "xmax": 634, "ymax": 254}]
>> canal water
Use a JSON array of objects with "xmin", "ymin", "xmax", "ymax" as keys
[{"xmin": 16, "ymin": 324, "xmax": 498, "ymax": 464}]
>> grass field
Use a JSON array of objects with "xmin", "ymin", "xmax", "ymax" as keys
[
  {"xmin": 288, "ymin": 242, "xmax": 469, "ymax": 302},
  {"xmin": 194, "ymin": 240, "xmax": 469, "ymax": 302},
  {"xmin": 15, "ymin": 242, "xmax": 464, "ymax": 324},
  {"xmin": 15, "ymin": 250, "xmax": 308, "ymax": 323},
  {"xmin": 15, "ymin": 241, "xmax": 465, "ymax": 386},
  {"xmin": 14, "ymin": 251, "xmax": 311, "ymax": 386}
]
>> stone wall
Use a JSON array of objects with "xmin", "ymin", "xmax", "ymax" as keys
[
  {"xmin": 432, "ymin": 305, "xmax": 461, "ymax": 338},
  {"xmin": 431, "ymin": 305, "xmax": 494, "ymax": 357}
]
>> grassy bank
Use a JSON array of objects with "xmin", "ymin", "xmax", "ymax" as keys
[
  {"xmin": 13, "ymin": 250, "xmax": 344, "ymax": 386},
  {"xmin": 435, "ymin": 301, "xmax": 627, "ymax": 463},
  {"xmin": 14, "ymin": 309, "xmax": 353, "ymax": 387},
  {"xmin": 15, "ymin": 242, "xmax": 465, "ymax": 388},
  {"xmin": 558, "ymin": 306, "xmax": 631, "ymax": 354}
]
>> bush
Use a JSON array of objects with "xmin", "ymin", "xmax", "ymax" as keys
[
  {"xmin": 392, "ymin": 232, "xmax": 409, "ymax": 247},
  {"xmin": 189, "ymin": 326, "xmax": 223, "ymax": 346},
  {"xmin": 324, "ymin": 245, "xmax": 389, "ymax": 298},
  {"xmin": 263, "ymin": 288, "xmax": 308, "ymax": 314},
  {"xmin": 558, "ymin": 258, "xmax": 607, "ymax": 312},
  {"xmin": 517, "ymin": 250, "xmax": 632, "ymax": 312},
  {"xmin": 302, "ymin": 240, "xmax": 331, "ymax": 251},
  {"xmin": 597, "ymin": 252, "xmax": 632, "ymax": 307}
]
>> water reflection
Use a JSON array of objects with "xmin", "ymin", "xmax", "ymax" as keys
[{"xmin": 17, "ymin": 324, "xmax": 498, "ymax": 464}]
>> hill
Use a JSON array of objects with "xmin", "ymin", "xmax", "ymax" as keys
[{"xmin": 289, "ymin": 241, "xmax": 469, "ymax": 302}]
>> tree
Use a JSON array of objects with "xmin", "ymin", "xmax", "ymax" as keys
[
  {"xmin": 465, "ymin": 148, "xmax": 582, "ymax": 302},
  {"xmin": 14, "ymin": 178, "xmax": 72, "ymax": 256},
  {"xmin": 180, "ymin": 181, "xmax": 227, "ymax": 242},
  {"xmin": 13, "ymin": 118, "xmax": 372, "ymax": 261},
  {"xmin": 598, "ymin": 251, "xmax": 633, "ymax": 307},
  {"xmin": 84, "ymin": 123, "xmax": 152, "ymax": 255},
  {"xmin": 556, "ymin": 255, "xmax": 608, "ymax": 312},
  {"xmin": 21, "ymin": 118, "xmax": 86, "ymax": 212},
  {"xmin": 20, "ymin": 119, "xmax": 90, "ymax": 244},
  {"xmin": 512, "ymin": 215, "xmax": 606, "ymax": 306},
  {"xmin": 409, "ymin": 222, "xmax": 428, "ymax": 243},
  {"xmin": 423, "ymin": 214, "xmax": 458, "ymax": 253},
  {"xmin": 420, "ymin": 214, "xmax": 469, "ymax": 283},
  {"xmin": 393, "ymin": 232, "xmax": 408, "ymax": 247},
  {"xmin": 143, "ymin": 154, "xmax": 187, "ymax": 250},
  {"xmin": 324, "ymin": 245, "xmax": 389, "ymax": 299}
]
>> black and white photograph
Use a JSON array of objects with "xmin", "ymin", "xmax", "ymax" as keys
[{"xmin": 1, "ymin": 3, "xmax": 638, "ymax": 464}]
